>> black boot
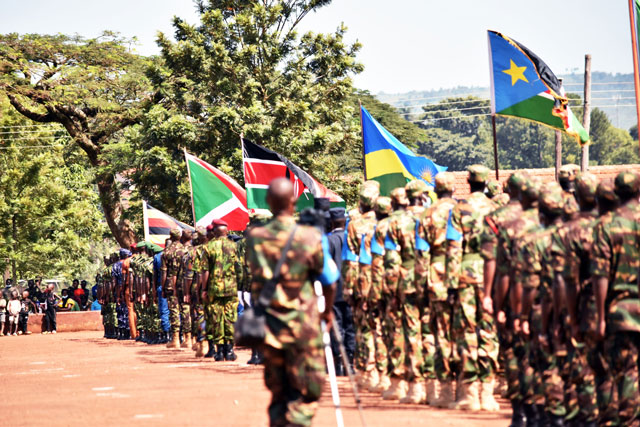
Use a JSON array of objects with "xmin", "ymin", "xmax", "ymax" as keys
[
  {"xmin": 224, "ymin": 343, "xmax": 237, "ymax": 361},
  {"xmin": 247, "ymin": 348, "xmax": 260, "ymax": 365},
  {"xmin": 523, "ymin": 403, "xmax": 539, "ymax": 427},
  {"xmin": 204, "ymin": 340, "xmax": 216, "ymax": 358},
  {"xmin": 537, "ymin": 405, "xmax": 549, "ymax": 427},
  {"xmin": 254, "ymin": 349, "xmax": 264, "ymax": 365},
  {"xmin": 136, "ymin": 330, "xmax": 143, "ymax": 342},
  {"xmin": 547, "ymin": 413, "xmax": 564, "ymax": 427},
  {"xmin": 214, "ymin": 345, "xmax": 224, "ymax": 361},
  {"xmin": 510, "ymin": 400, "xmax": 526, "ymax": 427}
]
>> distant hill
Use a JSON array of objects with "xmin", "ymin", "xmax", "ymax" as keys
[{"xmin": 376, "ymin": 72, "xmax": 637, "ymax": 131}]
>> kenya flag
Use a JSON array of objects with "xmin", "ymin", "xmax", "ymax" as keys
[
  {"xmin": 242, "ymin": 139, "xmax": 345, "ymax": 211},
  {"xmin": 185, "ymin": 151, "xmax": 249, "ymax": 231}
]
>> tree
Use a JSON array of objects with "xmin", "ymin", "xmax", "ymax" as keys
[
  {"xmin": 0, "ymin": 32, "xmax": 153, "ymax": 247},
  {"xmin": 588, "ymin": 108, "xmax": 640, "ymax": 165}
]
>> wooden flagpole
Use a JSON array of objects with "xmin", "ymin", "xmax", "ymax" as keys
[
  {"xmin": 359, "ymin": 100, "xmax": 367, "ymax": 181},
  {"xmin": 491, "ymin": 115, "xmax": 500, "ymax": 180},
  {"xmin": 628, "ymin": 0, "xmax": 640, "ymax": 151},
  {"xmin": 183, "ymin": 148, "xmax": 197, "ymax": 227}
]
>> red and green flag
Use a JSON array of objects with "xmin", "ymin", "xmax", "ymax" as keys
[
  {"xmin": 488, "ymin": 30, "xmax": 589, "ymax": 145},
  {"xmin": 242, "ymin": 139, "xmax": 345, "ymax": 212},
  {"xmin": 142, "ymin": 201, "xmax": 194, "ymax": 248},
  {"xmin": 184, "ymin": 151, "xmax": 249, "ymax": 231}
]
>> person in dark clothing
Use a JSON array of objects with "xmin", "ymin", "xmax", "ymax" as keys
[
  {"xmin": 42, "ymin": 284, "xmax": 60, "ymax": 334},
  {"xmin": 327, "ymin": 207, "xmax": 356, "ymax": 375},
  {"xmin": 18, "ymin": 290, "xmax": 37, "ymax": 335}
]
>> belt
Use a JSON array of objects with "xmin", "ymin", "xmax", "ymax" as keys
[
  {"xmin": 430, "ymin": 254, "xmax": 445, "ymax": 263},
  {"xmin": 462, "ymin": 253, "xmax": 482, "ymax": 261}
]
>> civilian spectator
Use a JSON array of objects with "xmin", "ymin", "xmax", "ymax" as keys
[
  {"xmin": 18, "ymin": 291, "xmax": 36, "ymax": 335},
  {"xmin": 0, "ymin": 293, "xmax": 6, "ymax": 336},
  {"xmin": 71, "ymin": 279, "xmax": 84, "ymax": 305},
  {"xmin": 3, "ymin": 278, "xmax": 14, "ymax": 301},
  {"xmin": 58, "ymin": 289, "xmax": 80, "ymax": 312},
  {"xmin": 80, "ymin": 280, "xmax": 90, "ymax": 309},
  {"xmin": 42, "ymin": 284, "xmax": 59, "ymax": 334},
  {"xmin": 7, "ymin": 291, "xmax": 21, "ymax": 336},
  {"xmin": 91, "ymin": 298, "xmax": 102, "ymax": 311},
  {"xmin": 92, "ymin": 275, "xmax": 99, "ymax": 301}
]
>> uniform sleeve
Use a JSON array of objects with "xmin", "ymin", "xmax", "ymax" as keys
[
  {"xmin": 591, "ymin": 221, "xmax": 611, "ymax": 278},
  {"xmin": 445, "ymin": 206, "xmax": 463, "ymax": 289},
  {"xmin": 234, "ymin": 244, "xmax": 244, "ymax": 290},
  {"xmin": 520, "ymin": 239, "xmax": 541, "ymax": 290}
]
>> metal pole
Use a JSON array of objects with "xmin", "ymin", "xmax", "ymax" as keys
[
  {"xmin": 491, "ymin": 115, "xmax": 499, "ymax": 179},
  {"xmin": 555, "ymin": 78, "xmax": 563, "ymax": 180},
  {"xmin": 581, "ymin": 54, "xmax": 592, "ymax": 172},
  {"xmin": 628, "ymin": 0, "xmax": 640, "ymax": 152}
]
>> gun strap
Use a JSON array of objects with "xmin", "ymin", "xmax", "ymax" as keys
[{"xmin": 257, "ymin": 225, "xmax": 298, "ymax": 308}]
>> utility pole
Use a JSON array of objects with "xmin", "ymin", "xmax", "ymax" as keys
[
  {"xmin": 555, "ymin": 78, "xmax": 563, "ymax": 180},
  {"xmin": 582, "ymin": 54, "xmax": 592, "ymax": 171}
]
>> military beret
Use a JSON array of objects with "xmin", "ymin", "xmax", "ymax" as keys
[
  {"xmin": 206, "ymin": 224, "xmax": 214, "ymax": 232},
  {"xmin": 575, "ymin": 172, "xmax": 598, "ymax": 203},
  {"xmin": 558, "ymin": 164, "xmax": 580, "ymax": 181},
  {"xmin": 468, "ymin": 164, "xmax": 490, "ymax": 183},
  {"xmin": 539, "ymin": 182, "xmax": 564, "ymax": 213},
  {"xmin": 521, "ymin": 175, "xmax": 541, "ymax": 199},
  {"xmin": 486, "ymin": 179, "xmax": 502, "ymax": 198},
  {"xmin": 390, "ymin": 187, "xmax": 409, "ymax": 205},
  {"xmin": 329, "ymin": 207, "xmax": 346, "ymax": 221},
  {"xmin": 597, "ymin": 179, "xmax": 618, "ymax": 202},
  {"xmin": 119, "ymin": 248, "xmax": 132, "ymax": 258},
  {"xmin": 151, "ymin": 244, "xmax": 163, "ymax": 253},
  {"xmin": 195, "ymin": 226, "xmax": 207, "ymax": 238},
  {"xmin": 212, "ymin": 218, "xmax": 229, "ymax": 228},
  {"xmin": 614, "ymin": 171, "xmax": 640, "ymax": 196},
  {"xmin": 136, "ymin": 241, "xmax": 147, "ymax": 249},
  {"xmin": 507, "ymin": 171, "xmax": 528, "ymax": 192},
  {"xmin": 313, "ymin": 197, "xmax": 331, "ymax": 212},
  {"xmin": 169, "ymin": 228, "xmax": 182, "ymax": 239},
  {"xmin": 435, "ymin": 172, "xmax": 455, "ymax": 193},
  {"xmin": 405, "ymin": 179, "xmax": 428, "ymax": 198},
  {"xmin": 359, "ymin": 182, "xmax": 379, "ymax": 208},
  {"xmin": 374, "ymin": 196, "xmax": 392, "ymax": 215}
]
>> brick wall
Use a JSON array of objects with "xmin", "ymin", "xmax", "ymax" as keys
[{"xmin": 450, "ymin": 164, "xmax": 640, "ymax": 198}]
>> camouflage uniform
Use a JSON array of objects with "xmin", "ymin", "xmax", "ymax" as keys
[
  {"xmin": 191, "ymin": 228, "xmax": 208, "ymax": 344},
  {"xmin": 202, "ymin": 236, "xmax": 242, "ymax": 345},
  {"xmin": 487, "ymin": 179, "xmax": 509, "ymax": 208},
  {"xmin": 161, "ymin": 233, "xmax": 182, "ymax": 336},
  {"xmin": 246, "ymin": 214, "xmax": 327, "ymax": 427},
  {"xmin": 591, "ymin": 172, "xmax": 640, "ymax": 426}
]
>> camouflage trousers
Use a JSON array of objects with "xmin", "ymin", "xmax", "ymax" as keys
[
  {"xmin": 208, "ymin": 296, "xmax": 237, "ymax": 344},
  {"xmin": 191, "ymin": 303, "xmax": 206, "ymax": 342},
  {"xmin": 500, "ymin": 322, "xmax": 524, "ymax": 402},
  {"xmin": 116, "ymin": 301, "xmax": 129, "ymax": 330},
  {"xmin": 400, "ymin": 294, "xmax": 422, "ymax": 382},
  {"xmin": 369, "ymin": 301, "xmax": 388, "ymax": 374},
  {"xmin": 420, "ymin": 300, "xmax": 435, "ymax": 379},
  {"xmin": 103, "ymin": 302, "xmax": 117, "ymax": 327},
  {"xmin": 597, "ymin": 331, "xmax": 640, "ymax": 426},
  {"xmin": 430, "ymin": 300, "xmax": 454, "ymax": 381},
  {"xmin": 263, "ymin": 337, "xmax": 325, "ymax": 427},
  {"xmin": 134, "ymin": 302, "xmax": 144, "ymax": 332},
  {"xmin": 167, "ymin": 295, "xmax": 187, "ymax": 335},
  {"xmin": 563, "ymin": 341, "xmax": 598, "ymax": 424},
  {"xmin": 353, "ymin": 298, "xmax": 375, "ymax": 373},
  {"xmin": 387, "ymin": 301, "xmax": 405, "ymax": 378}
]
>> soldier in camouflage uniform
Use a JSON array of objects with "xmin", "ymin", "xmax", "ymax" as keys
[
  {"xmin": 417, "ymin": 172, "xmax": 458, "ymax": 407},
  {"xmin": 190, "ymin": 227, "xmax": 208, "ymax": 357},
  {"xmin": 202, "ymin": 219, "xmax": 243, "ymax": 361},
  {"xmin": 368, "ymin": 196, "xmax": 392, "ymax": 393},
  {"xmin": 176, "ymin": 230, "xmax": 194, "ymax": 349},
  {"xmin": 161, "ymin": 228, "xmax": 183, "ymax": 349},
  {"xmin": 591, "ymin": 171, "xmax": 640, "ymax": 426},
  {"xmin": 376, "ymin": 188, "xmax": 408, "ymax": 400},
  {"xmin": 558, "ymin": 164, "xmax": 580, "ymax": 219},
  {"xmin": 344, "ymin": 181, "xmax": 379, "ymax": 388},
  {"xmin": 445, "ymin": 165, "xmax": 498, "ymax": 411},
  {"xmin": 246, "ymin": 178, "xmax": 337, "ymax": 427},
  {"xmin": 486, "ymin": 179, "xmax": 509, "ymax": 208}
]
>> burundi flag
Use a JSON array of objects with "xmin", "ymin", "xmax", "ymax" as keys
[
  {"xmin": 142, "ymin": 201, "xmax": 194, "ymax": 248},
  {"xmin": 488, "ymin": 30, "xmax": 589, "ymax": 145},
  {"xmin": 184, "ymin": 151, "xmax": 249, "ymax": 231},
  {"xmin": 361, "ymin": 106, "xmax": 447, "ymax": 196},
  {"xmin": 242, "ymin": 139, "xmax": 345, "ymax": 212}
]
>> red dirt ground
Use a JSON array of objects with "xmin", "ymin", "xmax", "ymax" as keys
[{"xmin": 1, "ymin": 331, "xmax": 510, "ymax": 426}]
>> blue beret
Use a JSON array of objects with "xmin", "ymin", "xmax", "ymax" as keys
[{"xmin": 329, "ymin": 207, "xmax": 346, "ymax": 221}]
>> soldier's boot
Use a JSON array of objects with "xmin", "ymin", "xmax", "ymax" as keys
[
  {"xmin": 135, "ymin": 330, "xmax": 143, "ymax": 342},
  {"xmin": 382, "ymin": 377, "xmax": 408, "ymax": 401},
  {"xmin": 546, "ymin": 413, "xmax": 564, "ymax": 427},
  {"xmin": 523, "ymin": 403, "xmax": 539, "ymax": 427},
  {"xmin": 214, "ymin": 345, "xmax": 225, "ymax": 361},
  {"xmin": 509, "ymin": 400, "xmax": 526, "ymax": 427},
  {"xmin": 371, "ymin": 373, "xmax": 391, "ymax": 393},
  {"xmin": 452, "ymin": 381, "xmax": 481, "ymax": 411},
  {"xmin": 254, "ymin": 349, "xmax": 264, "ymax": 365},
  {"xmin": 355, "ymin": 369, "xmax": 367, "ymax": 387},
  {"xmin": 364, "ymin": 368, "xmax": 380, "ymax": 391},
  {"xmin": 426, "ymin": 378, "xmax": 440, "ymax": 406},
  {"xmin": 497, "ymin": 375, "xmax": 508, "ymax": 398},
  {"xmin": 124, "ymin": 329, "xmax": 131, "ymax": 340},
  {"xmin": 195, "ymin": 341, "xmax": 205, "ymax": 358},
  {"xmin": 399, "ymin": 380, "xmax": 425, "ymax": 404},
  {"xmin": 191, "ymin": 336, "xmax": 198, "ymax": 351},
  {"xmin": 536, "ymin": 405, "xmax": 549, "ymax": 427},
  {"xmin": 204, "ymin": 340, "xmax": 216, "ymax": 358},
  {"xmin": 247, "ymin": 348, "xmax": 260, "ymax": 365},
  {"xmin": 181, "ymin": 332, "xmax": 191, "ymax": 349},
  {"xmin": 433, "ymin": 380, "xmax": 454, "ymax": 408},
  {"xmin": 480, "ymin": 378, "xmax": 501, "ymax": 412},
  {"xmin": 224, "ymin": 343, "xmax": 237, "ymax": 361},
  {"xmin": 166, "ymin": 333, "xmax": 180, "ymax": 349}
]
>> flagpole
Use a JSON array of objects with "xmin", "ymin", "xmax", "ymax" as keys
[
  {"xmin": 183, "ymin": 148, "xmax": 197, "ymax": 227},
  {"xmin": 142, "ymin": 200, "xmax": 150, "ymax": 243},
  {"xmin": 359, "ymin": 100, "xmax": 367, "ymax": 181},
  {"xmin": 491, "ymin": 116, "xmax": 500, "ymax": 180},
  {"xmin": 629, "ymin": 0, "xmax": 640, "ymax": 151},
  {"xmin": 487, "ymin": 31, "xmax": 500, "ymax": 180}
]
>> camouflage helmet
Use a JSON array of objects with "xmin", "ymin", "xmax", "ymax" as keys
[
  {"xmin": 375, "ymin": 196, "xmax": 392, "ymax": 215},
  {"xmin": 507, "ymin": 171, "xmax": 528, "ymax": 192},
  {"xmin": 405, "ymin": 179, "xmax": 428, "ymax": 199},
  {"xmin": 574, "ymin": 172, "xmax": 598, "ymax": 203},
  {"xmin": 486, "ymin": 179, "xmax": 502, "ymax": 198},
  {"xmin": 195, "ymin": 226, "xmax": 207, "ymax": 239},
  {"xmin": 614, "ymin": 171, "xmax": 640, "ymax": 197},
  {"xmin": 468, "ymin": 164, "xmax": 490, "ymax": 183},
  {"xmin": 359, "ymin": 181, "xmax": 379, "ymax": 208},
  {"xmin": 521, "ymin": 175, "xmax": 541, "ymax": 199},
  {"xmin": 169, "ymin": 228, "xmax": 182, "ymax": 239},
  {"xmin": 435, "ymin": 172, "xmax": 455, "ymax": 193},
  {"xmin": 558, "ymin": 164, "xmax": 580, "ymax": 181},
  {"xmin": 389, "ymin": 187, "xmax": 409, "ymax": 205},
  {"xmin": 539, "ymin": 182, "xmax": 564, "ymax": 214},
  {"xmin": 596, "ymin": 179, "xmax": 618, "ymax": 203}
]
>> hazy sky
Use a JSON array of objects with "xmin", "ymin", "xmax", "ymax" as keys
[{"xmin": 0, "ymin": 0, "xmax": 633, "ymax": 94}]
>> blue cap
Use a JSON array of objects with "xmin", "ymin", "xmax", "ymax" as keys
[{"xmin": 329, "ymin": 207, "xmax": 346, "ymax": 221}]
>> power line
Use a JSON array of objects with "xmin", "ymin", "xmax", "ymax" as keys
[
  {"xmin": 0, "ymin": 124, "xmax": 64, "ymax": 129},
  {"xmin": 0, "ymin": 129, "xmax": 66, "ymax": 135},
  {"xmin": 0, "ymin": 145, "xmax": 66, "ymax": 150},
  {"xmin": 410, "ymin": 113, "xmax": 491, "ymax": 124}
]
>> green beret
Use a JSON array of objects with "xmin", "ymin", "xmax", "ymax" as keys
[
  {"xmin": 435, "ymin": 172, "xmax": 455, "ymax": 193},
  {"xmin": 136, "ymin": 241, "xmax": 148, "ymax": 249},
  {"xmin": 575, "ymin": 172, "xmax": 598, "ymax": 203},
  {"xmin": 468, "ymin": 164, "xmax": 490, "ymax": 183},
  {"xmin": 559, "ymin": 164, "xmax": 580, "ymax": 181},
  {"xmin": 375, "ymin": 196, "xmax": 392, "ymax": 215},
  {"xmin": 486, "ymin": 179, "xmax": 502, "ymax": 198},
  {"xmin": 359, "ymin": 182, "xmax": 380, "ymax": 208},
  {"xmin": 597, "ymin": 179, "xmax": 618, "ymax": 202},
  {"xmin": 614, "ymin": 171, "xmax": 640, "ymax": 196},
  {"xmin": 539, "ymin": 182, "xmax": 564, "ymax": 213},
  {"xmin": 150, "ymin": 244, "xmax": 163, "ymax": 253},
  {"xmin": 405, "ymin": 179, "xmax": 428, "ymax": 198},
  {"xmin": 390, "ymin": 187, "xmax": 409, "ymax": 205}
]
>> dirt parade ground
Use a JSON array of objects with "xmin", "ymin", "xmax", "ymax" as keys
[{"xmin": 1, "ymin": 331, "xmax": 510, "ymax": 426}]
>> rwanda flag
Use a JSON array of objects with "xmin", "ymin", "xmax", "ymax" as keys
[
  {"xmin": 488, "ymin": 30, "xmax": 589, "ymax": 145},
  {"xmin": 362, "ymin": 106, "xmax": 446, "ymax": 196}
]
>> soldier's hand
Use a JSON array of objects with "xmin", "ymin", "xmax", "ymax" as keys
[
  {"xmin": 513, "ymin": 317, "xmax": 521, "ymax": 334},
  {"xmin": 201, "ymin": 291, "xmax": 207, "ymax": 303},
  {"xmin": 496, "ymin": 310, "xmax": 506, "ymax": 325},
  {"xmin": 482, "ymin": 296, "xmax": 493, "ymax": 314},
  {"xmin": 321, "ymin": 308, "xmax": 334, "ymax": 329},
  {"xmin": 521, "ymin": 320, "xmax": 530, "ymax": 336},
  {"xmin": 596, "ymin": 319, "xmax": 606, "ymax": 341}
]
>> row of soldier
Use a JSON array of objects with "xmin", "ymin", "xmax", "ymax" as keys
[
  {"xmin": 96, "ymin": 219, "xmax": 258, "ymax": 363},
  {"xmin": 342, "ymin": 165, "xmax": 640, "ymax": 427}
]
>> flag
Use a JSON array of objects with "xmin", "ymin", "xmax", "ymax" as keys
[
  {"xmin": 487, "ymin": 30, "xmax": 589, "ymax": 145},
  {"xmin": 242, "ymin": 139, "xmax": 345, "ymax": 211},
  {"xmin": 185, "ymin": 151, "xmax": 249, "ymax": 231},
  {"xmin": 361, "ymin": 106, "xmax": 447, "ymax": 196},
  {"xmin": 142, "ymin": 201, "xmax": 194, "ymax": 248}
]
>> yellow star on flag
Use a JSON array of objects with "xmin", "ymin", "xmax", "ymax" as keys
[{"xmin": 502, "ymin": 59, "xmax": 529, "ymax": 86}]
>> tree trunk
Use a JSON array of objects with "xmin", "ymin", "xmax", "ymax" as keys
[
  {"xmin": 11, "ymin": 214, "xmax": 17, "ymax": 281},
  {"xmin": 96, "ymin": 172, "xmax": 137, "ymax": 248}
]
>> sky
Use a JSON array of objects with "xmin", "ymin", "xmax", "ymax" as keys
[{"xmin": 0, "ymin": 0, "xmax": 633, "ymax": 94}]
